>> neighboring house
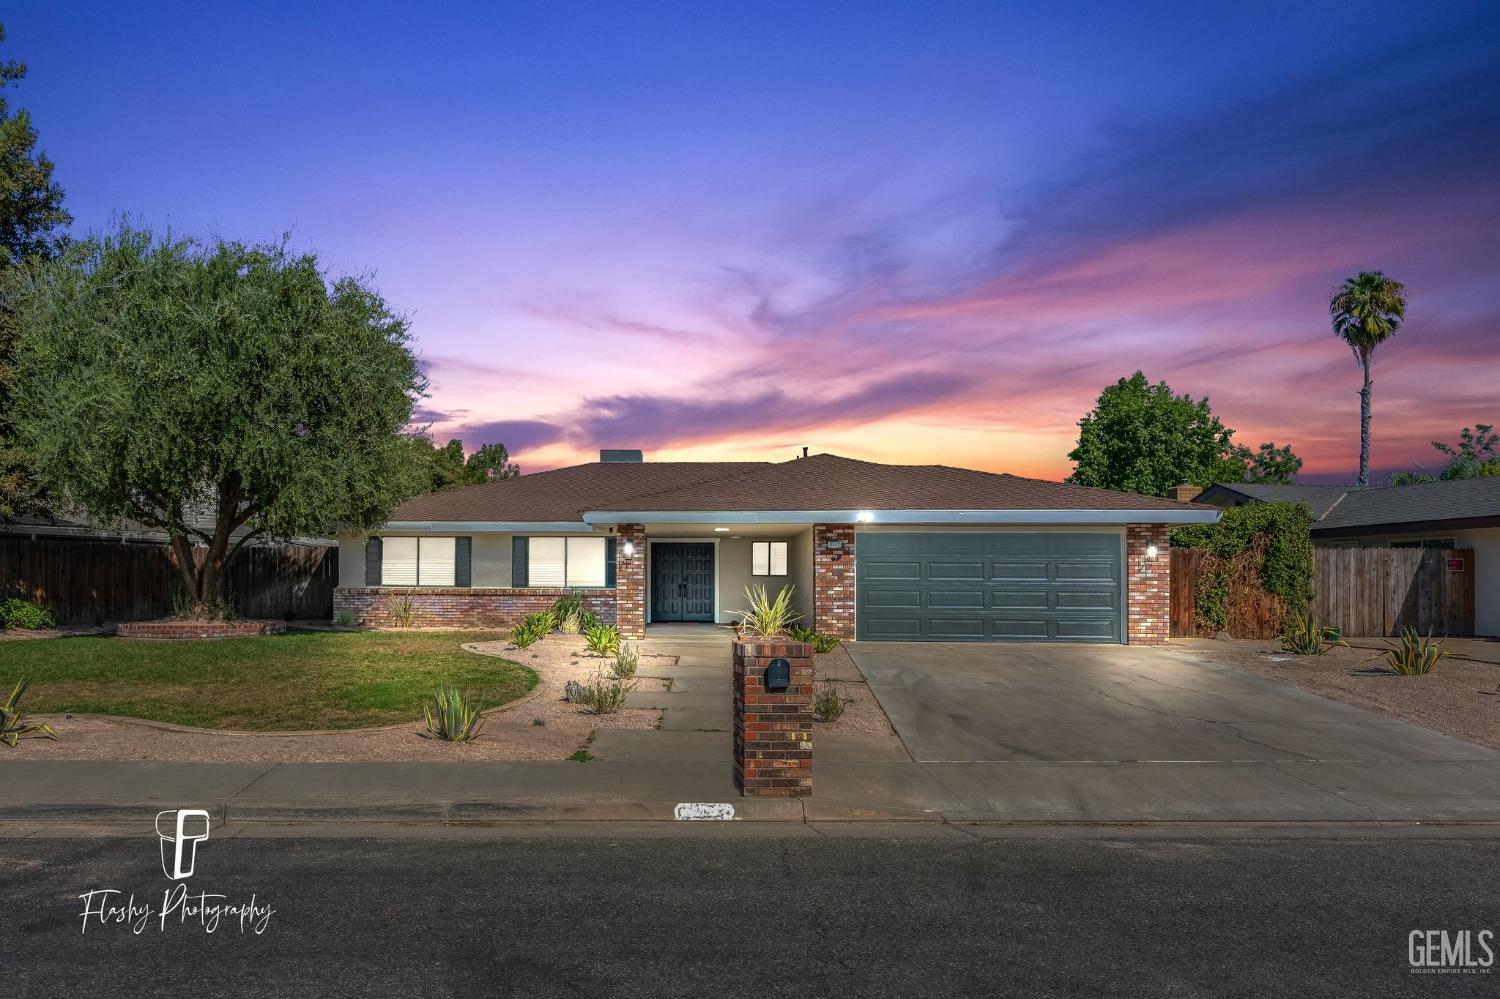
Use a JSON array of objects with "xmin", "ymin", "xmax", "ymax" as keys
[
  {"xmin": 335, "ymin": 452, "xmax": 1216, "ymax": 644},
  {"xmin": 1194, "ymin": 478, "xmax": 1500, "ymax": 636}
]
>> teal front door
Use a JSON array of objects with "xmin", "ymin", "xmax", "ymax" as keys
[{"xmin": 650, "ymin": 543, "xmax": 715, "ymax": 622}]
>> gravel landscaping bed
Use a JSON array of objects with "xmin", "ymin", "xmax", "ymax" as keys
[
  {"xmin": 3, "ymin": 634, "xmax": 666, "ymax": 762},
  {"xmin": 812, "ymin": 645, "xmax": 900, "ymax": 738},
  {"xmin": 1176, "ymin": 637, "xmax": 1500, "ymax": 750}
]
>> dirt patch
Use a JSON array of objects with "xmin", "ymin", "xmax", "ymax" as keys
[
  {"xmin": 1179, "ymin": 638, "xmax": 1500, "ymax": 750},
  {"xmin": 812, "ymin": 645, "xmax": 899, "ymax": 738},
  {"xmin": 1, "ymin": 635, "xmax": 667, "ymax": 762}
]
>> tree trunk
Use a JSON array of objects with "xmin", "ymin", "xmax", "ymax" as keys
[{"xmin": 1358, "ymin": 353, "xmax": 1373, "ymax": 487}]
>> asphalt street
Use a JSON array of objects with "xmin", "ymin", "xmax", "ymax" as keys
[{"xmin": 5, "ymin": 828, "xmax": 1498, "ymax": 997}]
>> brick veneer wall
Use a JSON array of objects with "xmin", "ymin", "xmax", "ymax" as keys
[
  {"xmin": 614, "ymin": 524, "xmax": 648, "ymax": 639},
  {"xmin": 814, "ymin": 524, "xmax": 856, "ymax": 639},
  {"xmin": 1126, "ymin": 523, "xmax": 1171, "ymax": 644},
  {"xmin": 333, "ymin": 587, "xmax": 616, "ymax": 629},
  {"xmin": 733, "ymin": 638, "xmax": 814, "ymax": 797}
]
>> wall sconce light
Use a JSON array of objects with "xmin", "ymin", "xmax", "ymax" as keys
[
  {"xmin": 621, "ymin": 541, "xmax": 636, "ymax": 558},
  {"xmin": 1146, "ymin": 544, "xmax": 1159, "ymax": 559}
]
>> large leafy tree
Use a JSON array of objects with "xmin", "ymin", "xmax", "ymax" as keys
[
  {"xmin": 0, "ymin": 22, "xmax": 72, "ymax": 518},
  {"xmin": 8, "ymin": 225, "xmax": 427, "ymax": 609},
  {"xmin": 1330, "ymin": 271, "xmax": 1407, "ymax": 487},
  {"xmin": 407, "ymin": 436, "xmax": 521, "ymax": 493},
  {"xmin": 1067, "ymin": 371, "xmax": 1300, "ymax": 496},
  {"xmin": 1391, "ymin": 424, "xmax": 1499, "ymax": 485}
]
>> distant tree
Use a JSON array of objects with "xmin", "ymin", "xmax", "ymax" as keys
[
  {"xmin": 1390, "ymin": 424, "xmax": 1499, "ymax": 485},
  {"xmin": 1330, "ymin": 271, "xmax": 1407, "ymax": 487},
  {"xmin": 0, "ymin": 22, "xmax": 71, "ymax": 519},
  {"xmin": 8, "ymin": 225, "xmax": 426, "ymax": 611},
  {"xmin": 1067, "ymin": 372, "xmax": 1300, "ymax": 496},
  {"xmin": 407, "ymin": 436, "xmax": 521, "ymax": 493}
]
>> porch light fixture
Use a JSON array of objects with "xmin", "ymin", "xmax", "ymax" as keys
[
  {"xmin": 856, "ymin": 510, "xmax": 874, "ymax": 523},
  {"xmin": 1146, "ymin": 544, "xmax": 1159, "ymax": 559},
  {"xmin": 621, "ymin": 541, "xmax": 636, "ymax": 558}
]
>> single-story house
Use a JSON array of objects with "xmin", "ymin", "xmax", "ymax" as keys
[
  {"xmin": 1194, "ymin": 478, "xmax": 1500, "ymax": 636},
  {"xmin": 335, "ymin": 452, "xmax": 1217, "ymax": 643}
]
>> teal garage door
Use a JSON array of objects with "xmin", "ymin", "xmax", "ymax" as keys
[{"xmin": 855, "ymin": 533, "xmax": 1123, "ymax": 642}]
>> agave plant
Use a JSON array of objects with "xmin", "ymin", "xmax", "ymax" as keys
[
  {"xmin": 577, "ymin": 608, "xmax": 601, "ymax": 633},
  {"xmin": 1, "ymin": 679, "xmax": 59, "ymax": 749},
  {"xmin": 1280, "ymin": 613, "xmax": 1346, "ymax": 656},
  {"xmin": 424, "ymin": 686, "xmax": 485, "ymax": 742},
  {"xmin": 738, "ymin": 584, "xmax": 800, "ymax": 638},
  {"xmin": 1370, "ymin": 628, "xmax": 1450, "ymax": 675},
  {"xmin": 584, "ymin": 623, "xmax": 621, "ymax": 657},
  {"xmin": 550, "ymin": 591, "xmax": 584, "ymax": 621},
  {"xmin": 789, "ymin": 624, "xmax": 841, "ymax": 653},
  {"xmin": 510, "ymin": 620, "xmax": 544, "ymax": 649},
  {"xmin": 522, "ymin": 609, "xmax": 558, "ymax": 635}
]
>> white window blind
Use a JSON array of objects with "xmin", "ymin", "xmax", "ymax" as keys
[
  {"xmin": 420, "ymin": 536, "xmax": 457, "ymax": 587},
  {"xmin": 529, "ymin": 538, "xmax": 567, "ymax": 587},
  {"xmin": 381, "ymin": 537, "xmax": 418, "ymax": 586},
  {"xmin": 752, "ymin": 541, "xmax": 788, "ymax": 577},
  {"xmin": 566, "ymin": 537, "xmax": 607, "ymax": 588}
]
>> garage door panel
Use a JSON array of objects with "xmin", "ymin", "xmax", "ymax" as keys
[
  {"xmin": 928, "ymin": 588, "xmax": 985, "ymax": 609},
  {"xmin": 927, "ymin": 560, "xmax": 985, "ymax": 581},
  {"xmin": 856, "ymin": 532, "xmax": 1123, "ymax": 643}
]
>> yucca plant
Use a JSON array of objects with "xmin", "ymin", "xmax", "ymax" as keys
[
  {"xmin": 558, "ymin": 611, "xmax": 582, "ymax": 635},
  {"xmin": 387, "ymin": 596, "xmax": 417, "ymax": 629},
  {"xmin": 1371, "ymin": 628, "xmax": 1449, "ymax": 675},
  {"xmin": 424, "ymin": 687, "xmax": 485, "ymax": 742},
  {"xmin": 550, "ymin": 591, "xmax": 584, "ymax": 621},
  {"xmin": 584, "ymin": 623, "xmax": 621, "ymax": 657},
  {"xmin": 1, "ymin": 679, "xmax": 58, "ymax": 748},
  {"xmin": 1280, "ymin": 613, "xmax": 1346, "ymax": 656},
  {"xmin": 510, "ymin": 619, "xmax": 543, "ymax": 649},
  {"xmin": 738, "ymin": 584, "xmax": 800, "ymax": 638},
  {"xmin": 577, "ymin": 608, "xmax": 601, "ymax": 633}
]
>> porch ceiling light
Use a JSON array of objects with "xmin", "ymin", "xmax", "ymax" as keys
[
  {"xmin": 856, "ymin": 511, "xmax": 874, "ymax": 523},
  {"xmin": 714, "ymin": 527, "xmax": 729, "ymax": 532}
]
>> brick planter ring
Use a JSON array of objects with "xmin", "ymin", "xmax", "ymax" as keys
[{"xmin": 116, "ymin": 619, "xmax": 288, "ymax": 639}]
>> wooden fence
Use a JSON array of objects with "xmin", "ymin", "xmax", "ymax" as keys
[
  {"xmin": 1171, "ymin": 546, "xmax": 1475, "ymax": 639},
  {"xmin": 0, "ymin": 536, "xmax": 338, "ymax": 625}
]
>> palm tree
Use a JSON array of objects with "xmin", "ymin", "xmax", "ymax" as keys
[{"xmin": 1330, "ymin": 271, "xmax": 1407, "ymax": 486}]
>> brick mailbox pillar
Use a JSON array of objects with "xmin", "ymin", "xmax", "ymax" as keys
[{"xmin": 732, "ymin": 638, "xmax": 814, "ymax": 797}]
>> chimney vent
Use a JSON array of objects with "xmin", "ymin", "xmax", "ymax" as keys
[
  {"xmin": 1170, "ymin": 484, "xmax": 1203, "ymax": 503},
  {"xmin": 801, "ymin": 446, "xmax": 809, "ymax": 458}
]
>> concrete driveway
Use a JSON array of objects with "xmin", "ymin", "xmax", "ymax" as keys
[{"xmin": 839, "ymin": 642, "xmax": 1500, "ymax": 823}]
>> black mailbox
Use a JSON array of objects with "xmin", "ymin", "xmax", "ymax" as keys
[{"xmin": 764, "ymin": 657, "xmax": 791, "ymax": 692}]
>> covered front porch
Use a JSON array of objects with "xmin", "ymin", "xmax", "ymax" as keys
[{"xmin": 634, "ymin": 523, "xmax": 815, "ymax": 628}]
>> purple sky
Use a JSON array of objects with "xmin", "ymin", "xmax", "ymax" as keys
[{"xmin": 11, "ymin": 1, "xmax": 1500, "ymax": 482}]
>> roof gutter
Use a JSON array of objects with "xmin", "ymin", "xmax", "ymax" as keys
[
  {"xmin": 380, "ymin": 521, "xmax": 592, "ymax": 533},
  {"xmin": 582, "ymin": 509, "xmax": 1220, "ymax": 526}
]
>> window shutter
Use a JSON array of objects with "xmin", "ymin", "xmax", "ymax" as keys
[
  {"xmin": 605, "ymin": 537, "xmax": 616, "ymax": 587},
  {"xmin": 365, "ymin": 537, "xmax": 383, "ymax": 586},
  {"xmin": 511, "ymin": 536, "xmax": 529, "ymax": 587},
  {"xmin": 455, "ymin": 537, "xmax": 472, "ymax": 587}
]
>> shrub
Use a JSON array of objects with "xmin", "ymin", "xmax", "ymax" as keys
[
  {"xmin": 550, "ymin": 591, "xmax": 584, "ymax": 621},
  {"xmin": 170, "ymin": 590, "xmax": 235, "ymax": 622},
  {"xmin": 790, "ymin": 626, "xmax": 842, "ymax": 654},
  {"xmin": 613, "ymin": 643, "xmax": 639, "ymax": 679},
  {"xmin": 1370, "ymin": 628, "xmax": 1449, "ymax": 675},
  {"xmin": 584, "ymin": 623, "xmax": 620, "ymax": 657},
  {"xmin": 567, "ymin": 748, "xmax": 595, "ymax": 763},
  {"xmin": 558, "ymin": 611, "xmax": 582, "ymax": 635},
  {"xmin": 1280, "ymin": 613, "xmax": 1346, "ymax": 656},
  {"xmin": 738, "ymin": 584, "xmax": 800, "ymax": 638},
  {"xmin": 1, "ymin": 679, "xmax": 58, "ymax": 748},
  {"xmin": 579, "ymin": 671, "xmax": 633, "ymax": 714},
  {"xmin": 577, "ymin": 608, "xmax": 601, "ymax": 633},
  {"xmin": 522, "ymin": 610, "xmax": 558, "ymax": 635},
  {"xmin": 0, "ymin": 598, "xmax": 56, "ymax": 631},
  {"xmin": 424, "ymin": 686, "xmax": 485, "ymax": 742},
  {"xmin": 813, "ymin": 684, "xmax": 845, "ymax": 723},
  {"xmin": 387, "ymin": 596, "xmax": 417, "ymax": 629},
  {"xmin": 1171, "ymin": 501, "xmax": 1314, "ymax": 636},
  {"xmin": 335, "ymin": 610, "xmax": 354, "ymax": 627}
]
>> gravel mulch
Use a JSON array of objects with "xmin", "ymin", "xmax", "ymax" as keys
[
  {"xmin": 2, "ymin": 635, "xmax": 666, "ymax": 762},
  {"xmin": 812, "ymin": 645, "xmax": 899, "ymax": 738},
  {"xmin": 1178, "ymin": 638, "xmax": 1500, "ymax": 750}
]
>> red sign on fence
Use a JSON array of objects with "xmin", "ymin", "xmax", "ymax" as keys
[{"xmin": 1446, "ymin": 557, "xmax": 1465, "ymax": 572}]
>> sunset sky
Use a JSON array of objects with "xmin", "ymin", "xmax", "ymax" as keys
[{"xmin": 12, "ymin": 1, "xmax": 1499, "ymax": 483}]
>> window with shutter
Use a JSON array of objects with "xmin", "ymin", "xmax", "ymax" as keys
[
  {"xmin": 528, "ymin": 538, "xmax": 567, "ymax": 587},
  {"xmin": 381, "ymin": 537, "xmax": 419, "ymax": 585}
]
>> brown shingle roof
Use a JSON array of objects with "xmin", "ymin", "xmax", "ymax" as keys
[{"xmin": 388, "ymin": 454, "xmax": 1202, "ymax": 522}]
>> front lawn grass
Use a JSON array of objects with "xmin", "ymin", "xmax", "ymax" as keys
[{"xmin": 2, "ymin": 630, "xmax": 534, "ymax": 731}]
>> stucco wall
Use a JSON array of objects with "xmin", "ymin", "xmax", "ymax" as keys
[
  {"xmin": 712, "ymin": 536, "xmax": 798, "ymax": 625},
  {"xmin": 787, "ymin": 527, "xmax": 815, "ymax": 627}
]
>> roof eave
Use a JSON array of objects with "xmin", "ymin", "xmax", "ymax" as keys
[
  {"xmin": 381, "ymin": 520, "xmax": 594, "ymax": 532},
  {"xmin": 1311, "ymin": 515, "xmax": 1500, "ymax": 537},
  {"xmin": 582, "ymin": 509, "xmax": 1219, "ymax": 526}
]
